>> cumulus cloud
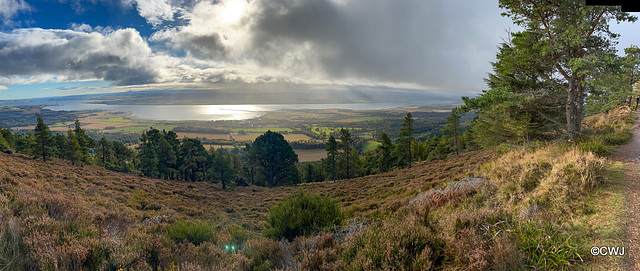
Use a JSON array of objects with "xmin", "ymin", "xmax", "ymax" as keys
[
  {"xmin": 0, "ymin": 0, "xmax": 31, "ymax": 26},
  {"xmin": 122, "ymin": 0, "xmax": 174, "ymax": 26},
  {"xmin": 150, "ymin": 0, "xmax": 511, "ymax": 93},
  {"xmin": 0, "ymin": 28, "xmax": 162, "ymax": 85}
]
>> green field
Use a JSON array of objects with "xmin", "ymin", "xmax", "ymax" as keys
[
  {"xmin": 311, "ymin": 126, "xmax": 339, "ymax": 135},
  {"xmin": 363, "ymin": 141, "xmax": 381, "ymax": 152},
  {"xmin": 101, "ymin": 118, "xmax": 132, "ymax": 123}
]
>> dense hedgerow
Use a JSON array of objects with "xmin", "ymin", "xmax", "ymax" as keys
[{"xmin": 265, "ymin": 191, "xmax": 342, "ymax": 241}]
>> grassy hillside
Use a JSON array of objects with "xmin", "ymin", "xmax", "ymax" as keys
[{"xmin": 0, "ymin": 106, "xmax": 633, "ymax": 270}]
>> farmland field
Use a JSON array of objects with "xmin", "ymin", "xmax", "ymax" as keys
[{"xmin": 294, "ymin": 149, "xmax": 327, "ymax": 162}]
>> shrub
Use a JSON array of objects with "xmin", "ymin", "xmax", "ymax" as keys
[
  {"xmin": 166, "ymin": 220, "xmax": 217, "ymax": 246},
  {"xmin": 491, "ymin": 219, "xmax": 581, "ymax": 270},
  {"xmin": 577, "ymin": 140, "xmax": 610, "ymax": 157},
  {"xmin": 342, "ymin": 214, "xmax": 444, "ymax": 270},
  {"xmin": 265, "ymin": 191, "xmax": 342, "ymax": 241},
  {"xmin": 602, "ymin": 132, "xmax": 631, "ymax": 145},
  {"xmin": 242, "ymin": 238, "xmax": 283, "ymax": 271}
]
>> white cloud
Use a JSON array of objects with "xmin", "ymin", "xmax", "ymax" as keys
[
  {"xmin": 123, "ymin": 0, "xmax": 174, "ymax": 26},
  {"xmin": 0, "ymin": 28, "xmax": 165, "ymax": 85},
  {"xmin": 0, "ymin": 85, "xmax": 7, "ymax": 90},
  {"xmin": 0, "ymin": 0, "xmax": 31, "ymax": 26}
]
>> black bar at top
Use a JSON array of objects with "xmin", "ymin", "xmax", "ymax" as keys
[{"xmin": 586, "ymin": 0, "xmax": 640, "ymax": 12}]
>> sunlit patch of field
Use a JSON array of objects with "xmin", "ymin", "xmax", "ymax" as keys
[
  {"xmin": 294, "ymin": 149, "xmax": 327, "ymax": 162},
  {"xmin": 231, "ymin": 128, "xmax": 293, "ymax": 133},
  {"xmin": 363, "ymin": 141, "xmax": 381, "ymax": 152},
  {"xmin": 176, "ymin": 132, "xmax": 231, "ymax": 140},
  {"xmin": 100, "ymin": 118, "xmax": 132, "ymax": 123}
]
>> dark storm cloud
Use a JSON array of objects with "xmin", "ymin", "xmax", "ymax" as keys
[
  {"xmin": 242, "ymin": 0, "xmax": 509, "ymax": 92},
  {"xmin": 0, "ymin": 28, "xmax": 160, "ymax": 85}
]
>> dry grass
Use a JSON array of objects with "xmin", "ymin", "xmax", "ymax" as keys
[
  {"xmin": 1, "ymin": 106, "xmax": 629, "ymax": 270},
  {"xmin": 481, "ymin": 145, "xmax": 607, "ymax": 214}
]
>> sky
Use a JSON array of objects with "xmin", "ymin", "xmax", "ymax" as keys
[{"xmin": 0, "ymin": 0, "xmax": 638, "ymax": 100}]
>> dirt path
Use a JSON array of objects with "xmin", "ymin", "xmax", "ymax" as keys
[{"xmin": 612, "ymin": 111, "xmax": 640, "ymax": 269}]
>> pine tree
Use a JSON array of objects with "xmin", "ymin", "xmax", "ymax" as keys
[
  {"xmin": 212, "ymin": 148, "xmax": 234, "ymax": 190},
  {"xmin": 157, "ymin": 137, "xmax": 177, "ymax": 179},
  {"xmin": 96, "ymin": 136, "xmax": 113, "ymax": 166},
  {"xmin": 397, "ymin": 113, "xmax": 415, "ymax": 168},
  {"xmin": 74, "ymin": 120, "xmax": 94, "ymax": 164},
  {"xmin": 339, "ymin": 128, "xmax": 353, "ymax": 179},
  {"xmin": 325, "ymin": 135, "xmax": 338, "ymax": 181},
  {"xmin": 1, "ymin": 128, "xmax": 15, "ymax": 151},
  {"xmin": 444, "ymin": 107, "xmax": 461, "ymax": 156},
  {"xmin": 112, "ymin": 141, "xmax": 135, "ymax": 172},
  {"xmin": 140, "ymin": 142, "xmax": 158, "ymax": 177},
  {"xmin": 66, "ymin": 130, "xmax": 82, "ymax": 166},
  {"xmin": 250, "ymin": 131, "xmax": 299, "ymax": 187},
  {"xmin": 377, "ymin": 132, "xmax": 394, "ymax": 173},
  {"xmin": 34, "ymin": 113, "xmax": 52, "ymax": 162}
]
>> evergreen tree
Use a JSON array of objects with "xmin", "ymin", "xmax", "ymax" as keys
[
  {"xmin": 491, "ymin": 1, "xmax": 635, "ymax": 140},
  {"xmin": 140, "ymin": 141, "xmax": 159, "ymax": 177},
  {"xmin": 52, "ymin": 133, "xmax": 67, "ymax": 159},
  {"xmin": 250, "ymin": 131, "xmax": 299, "ymax": 187},
  {"xmin": 96, "ymin": 136, "xmax": 113, "ymax": 166},
  {"xmin": 0, "ymin": 133, "xmax": 9, "ymax": 153},
  {"xmin": 397, "ymin": 113, "xmax": 415, "ymax": 168},
  {"xmin": 1, "ymin": 128, "xmax": 15, "ymax": 151},
  {"xmin": 112, "ymin": 141, "xmax": 135, "ymax": 172},
  {"xmin": 157, "ymin": 137, "xmax": 177, "ymax": 180},
  {"xmin": 325, "ymin": 135, "xmax": 338, "ymax": 181},
  {"xmin": 212, "ymin": 148, "xmax": 234, "ymax": 190},
  {"xmin": 34, "ymin": 113, "xmax": 52, "ymax": 162},
  {"xmin": 444, "ymin": 107, "xmax": 461, "ymax": 156},
  {"xmin": 66, "ymin": 130, "xmax": 82, "ymax": 166},
  {"xmin": 180, "ymin": 138, "xmax": 208, "ymax": 182},
  {"xmin": 377, "ymin": 132, "xmax": 394, "ymax": 173},
  {"xmin": 15, "ymin": 133, "xmax": 36, "ymax": 155},
  {"xmin": 74, "ymin": 120, "xmax": 94, "ymax": 164},
  {"xmin": 339, "ymin": 128, "xmax": 354, "ymax": 179}
]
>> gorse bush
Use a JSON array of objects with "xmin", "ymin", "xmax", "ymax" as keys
[
  {"xmin": 265, "ymin": 191, "xmax": 342, "ymax": 241},
  {"xmin": 166, "ymin": 220, "xmax": 217, "ymax": 246}
]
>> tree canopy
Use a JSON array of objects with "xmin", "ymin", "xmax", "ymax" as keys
[{"xmin": 250, "ymin": 130, "xmax": 300, "ymax": 187}]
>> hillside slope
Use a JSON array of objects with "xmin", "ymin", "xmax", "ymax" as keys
[{"xmin": 0, "ymin": 148, "xmax": 492, "ymax": 270}]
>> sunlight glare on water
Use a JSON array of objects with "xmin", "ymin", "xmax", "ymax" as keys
[{"xmin": 199, "ymin": 104, "xmax": 263, "ymax": 120}]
